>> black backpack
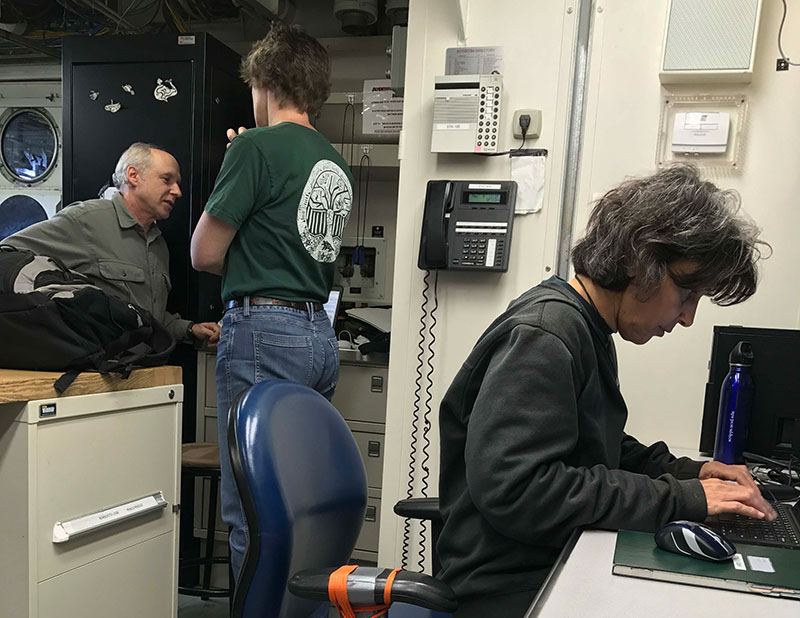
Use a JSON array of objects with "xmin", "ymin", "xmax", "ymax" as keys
[{"xmin": 0, "ymin": 246, "xmax": 176, "ymax": 393}]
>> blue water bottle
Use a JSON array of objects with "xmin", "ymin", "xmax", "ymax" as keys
[{"xmin": 713, "ymin": 341, "xmax": 755, "ymax": 465}]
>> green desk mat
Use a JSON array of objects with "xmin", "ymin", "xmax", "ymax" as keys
[{"xmin": 613, "ymin": 529, "xmax": 800, "ymax": 595}]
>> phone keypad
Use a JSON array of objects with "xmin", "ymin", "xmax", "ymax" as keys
[
  {"xmin": 457, "ymin": 236, "xmax": 504, "ymax": 268},
  {"xmin": 461, "ymin": 237, "xmax": 488, "ymax": 262}
]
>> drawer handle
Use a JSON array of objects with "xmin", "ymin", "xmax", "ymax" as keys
[{"xmin": 52, "ymin": 491, "xmax": 168, "ymax": 544}]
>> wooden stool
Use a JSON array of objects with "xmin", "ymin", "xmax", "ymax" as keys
[{"xmin": 178, "ymin": 442, "xmax": 231, "ymax": 600}]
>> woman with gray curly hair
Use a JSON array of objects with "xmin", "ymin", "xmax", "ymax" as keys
[
  {"xmin": 436, "ymin": 164, "xmax": 775, "ymax": 618},
  {"xmin": 570, "ymin": 163, "xmax": 767, "ymax": 343}
]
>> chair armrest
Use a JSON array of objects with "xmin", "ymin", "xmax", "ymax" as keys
[
  {"xmin": 289, "ymin": 566, "xmax": 458, "ymax": 613},
  {"xmin": 393, "ymin": 497, "xmax": 441, "ymax": 522},
  {"xmin": 287, "ymin": 568, "xmax": 330, "ymax": 601}
]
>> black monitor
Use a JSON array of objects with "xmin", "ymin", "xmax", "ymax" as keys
[{"xmin": 699, "ymin": 325, "xmax": 800, "ymax": 459}]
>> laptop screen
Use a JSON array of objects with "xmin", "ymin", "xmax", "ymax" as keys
[{"xmin": 323, "ymin": 287, "xmax": 342, "ymax": 327}]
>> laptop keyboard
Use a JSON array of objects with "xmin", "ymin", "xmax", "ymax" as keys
[{"xmin": 706, "ymin": 503, "xmax": 800, "ymax": 549}]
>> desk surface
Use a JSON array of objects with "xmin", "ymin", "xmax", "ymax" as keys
[
  {"xmin": 528, "ymin": 530, "xmax": 798, "ymax": 617},
  {"xmin": 0, "ymin": 366, "xmax": 182, "ymax": 404}
]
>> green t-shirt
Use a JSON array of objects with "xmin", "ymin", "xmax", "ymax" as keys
[{"xmin": 205, "ymin": 122, "xmax": 354, "ymax": 302}]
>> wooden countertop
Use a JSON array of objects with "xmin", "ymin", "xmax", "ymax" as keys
[{"xmin": 0, "ymin": 366, "xmax": 183, "ymax": 404}]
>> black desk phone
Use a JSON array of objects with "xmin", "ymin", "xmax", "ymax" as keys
[{"xmin": 418, "ymin": 180, "xmax": 517, "ymax": 272}]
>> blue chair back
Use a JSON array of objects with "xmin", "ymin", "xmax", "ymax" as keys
[{"xmin": 229, "ymin": 380, "xmax": 368, "ymax": 618}]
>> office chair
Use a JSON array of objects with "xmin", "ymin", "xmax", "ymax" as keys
[{"xmin": 228, "ymin": 379, "xmax": 457, "ymax": 618}]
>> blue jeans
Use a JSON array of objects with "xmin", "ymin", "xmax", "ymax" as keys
[{"xmin": 215, "ymin": 301, "xmax": 339, "ymax": 579}]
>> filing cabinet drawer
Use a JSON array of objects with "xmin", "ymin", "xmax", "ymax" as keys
[
  {"xmin": 38, "ymin": 531, "xmax": 176, "ymax": 618},
  {"xmin": 332, "ymin": 365, "xmax": 388, "ymax": 424},
  {"xmin": 355, "ymin": 492, "xmax": 381, "ymax": 554},
  {"xmin": 36, "ymin": 403, "xmax": 179, "ymax": 581},
  {"xmin": 351, "ymin": 549, "xmax": 378, "ymax": 564},
  {"xmin": 347, "ymin": 422, "xmax": 385, "ymax": 489}
]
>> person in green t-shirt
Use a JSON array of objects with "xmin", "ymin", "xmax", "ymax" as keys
[{"xmin": 190, "ymin": 22, "xmax": 353, "ymax": 578}]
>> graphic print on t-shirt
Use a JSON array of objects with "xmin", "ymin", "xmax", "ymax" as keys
[{"xmin": 297, "ymin": 160, "xmax": 353, "ymax": 263}]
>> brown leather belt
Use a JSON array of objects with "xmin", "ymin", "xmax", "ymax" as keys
[{"xmin": 225, "ymin": 296, "xmax": 323, "ymax": 312}]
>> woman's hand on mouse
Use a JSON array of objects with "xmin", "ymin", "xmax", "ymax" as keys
[{"xmin": 699, "ymin": 461, "xmax": 777, "ymax": 521}]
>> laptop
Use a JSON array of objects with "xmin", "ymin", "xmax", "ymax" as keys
[
  {"xmin": 323, "ymin": 285, "xmax": 342, "ymax": 327},
  {"xmin": 705, "ymin": 501, "xmax": 800, "ymax": 550}
]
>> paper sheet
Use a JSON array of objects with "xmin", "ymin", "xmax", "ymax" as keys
[
  {"xmin": 362, "ymin": 79, "xmax": 403, "ymax": 135},
  {"xmin": 445, "ymin": 46, "xmax": 504, "ymax": 75},
  {"xmin": 345, "ymin": 307, "xmax": 392, "ymax": 333},
  {"xmin": 511, "ymin": 155, "xmax": 546, "ymax": 214}
]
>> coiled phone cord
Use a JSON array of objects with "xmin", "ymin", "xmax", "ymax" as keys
[{"xmin": 402, "ymin": 269, "xmax": 438, "ymax": 571}]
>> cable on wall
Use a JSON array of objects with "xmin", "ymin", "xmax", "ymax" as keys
[
  {"xmin": 778, "ymin": 0, "xmax": 800, "ymax": 66},
  {"xmin": 339, "ymin": 98, "xmax": 355, "ymax": 160},
  {"xmin": 401, "ymin": 268, "xmax": 438, "ymax": 571},
  {"xmin": 416, "ymin": 269, "xmax": 438, "ymax": 571},
  {"xmin": 354, "ymin": 150, "xmax": 371, "ymax": 264}
]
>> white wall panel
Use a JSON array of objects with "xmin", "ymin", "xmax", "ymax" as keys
[
  {"xmin": 380, "ymin": 0, "xmax": 800, "ymax": 570},
  {"xmin": 574, "ymin": 0, "xmax": 800, "ymax": 450},
  {"xmin": 380, "ymin": 0, "xmax": 579, "ymax": 567}
]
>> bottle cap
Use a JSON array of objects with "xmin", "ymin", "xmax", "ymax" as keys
[{"xmin": 729, "ymin": 340, "xmax": 754, "ymax": 366}]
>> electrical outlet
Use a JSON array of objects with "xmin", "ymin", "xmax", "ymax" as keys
[
  {"xmin": 512, "ymin": 109, "xmax": 542, "ymax": 139},
  {"xmin": 777, "ymin": 58, "xmax": 790, "ymax": 71}
]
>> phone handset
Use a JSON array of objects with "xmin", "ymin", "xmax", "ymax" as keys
[{"xmin": 418, "ymin": 180, "xmax": 452, "ymax": 269}]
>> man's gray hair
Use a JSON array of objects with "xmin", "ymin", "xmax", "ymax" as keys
[
  {"xmin": 112, "ymin": 142, "xmax": 159, "ymax": 190},
  {"xmin": 571, "ymin": 164, "xmax": 769, "ymax": 306}
]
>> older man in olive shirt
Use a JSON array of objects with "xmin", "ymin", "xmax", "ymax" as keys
[{"xmin": 6, "ymin": 142, "xmax": 219, "ymax": 345}]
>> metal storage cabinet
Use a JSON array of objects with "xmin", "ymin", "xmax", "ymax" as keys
[
  {"xmin": 333, "ymin": 361, "xmax": 388, "ymax": 563},
  {"xmin": 0, "ymin": 367, "xmax": 183, "ymax": 618}
]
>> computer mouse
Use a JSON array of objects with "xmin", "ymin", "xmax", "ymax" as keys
[{"xmin": 654, "ymin": 520, "xmax": 736, "ymax": 562}]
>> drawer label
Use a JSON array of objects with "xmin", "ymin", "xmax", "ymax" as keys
[
  {"xmin": 52, "ymin": 492, "xmax": 168, "ymax": 544},
  {"xmin": 39, "ymin": 403, "xmax": 57, "ymax": 418}
]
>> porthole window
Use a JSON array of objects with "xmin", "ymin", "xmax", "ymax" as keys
[
  {"xmin": 0, "ymin": 108, "xmax": 59, "ymax": 185},
  {"xmin": 0, "ymin": 195, "xmax": 47, "ymax": 240}
]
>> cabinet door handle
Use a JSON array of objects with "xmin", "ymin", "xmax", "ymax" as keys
[
  {"xmin": 368, "ymin": 440, "xmax": 381, "ymax": 457},
  {"xmin": 52, "ymin": 491, "xmax": 168, "ymax": 544}
]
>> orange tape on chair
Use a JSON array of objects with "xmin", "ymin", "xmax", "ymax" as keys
[{"xmin": 329, "ymin": 565, "xmax": 402, "ymax": 618}]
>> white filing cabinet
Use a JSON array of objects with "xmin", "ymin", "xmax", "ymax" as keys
[
  {"xmin": 331, "ymin": 360, "xmax": 388, "ymax": 564},
  {"xmin": 0, "ymin": 376, "xmax": 183, "ymax": 618},
  {"xmin": 196, "ymin": 351, "xmax": 388, "ymax": 563}
]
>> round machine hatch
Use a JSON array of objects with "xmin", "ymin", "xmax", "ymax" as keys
[
  {"xmin": 0, "ymin": 194, "xmax": 48, "ymax": 239},
  {"xmin": 0, "ymin": 108, "xmax": 60, "ymax": 186}
]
